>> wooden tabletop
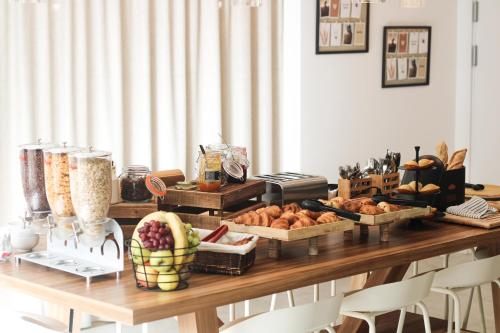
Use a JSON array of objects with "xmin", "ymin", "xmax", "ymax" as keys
[{"xmin": 0, "ymin": 220, "xmax": 499, "ymax": 330}]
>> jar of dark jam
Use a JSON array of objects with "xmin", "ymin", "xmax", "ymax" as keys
[{"xmin": 119, "ymin": 165, "xmax": 153, "ymax": 202}]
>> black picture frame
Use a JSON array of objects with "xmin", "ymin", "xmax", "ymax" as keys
[
  {"xmin": 382, "ymin": 26, "xmax": 432, "ymax": 88},
  {"xmin": 315, "ymin": 0, "xmax": 370, "ymax": 54}
]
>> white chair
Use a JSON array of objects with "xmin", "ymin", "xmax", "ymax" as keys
[
  {"xmin": 340, "ymin": 272, "xmax": 435, "ymax": 333},
  {"xmin": 431, "ymin": 254, "xmax": 500, "ymax": 333},
  {"xmin": 220, "ymin": 294, "xmax": 343, "ymax": 333}
]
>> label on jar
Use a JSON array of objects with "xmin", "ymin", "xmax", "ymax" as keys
[{"xmin": 204, "ymin": 170, "xmax": 221, "ymax": 182}]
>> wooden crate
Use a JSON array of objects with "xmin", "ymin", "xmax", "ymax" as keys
[
  {"xmin": 158, "ymin": 180, "xmax": 267, "ymax": 230},
  {"xmin": 347, "ymin": 197, "xmax": 432, "ymax": 242},
  {"xmin": 338, "ymin": 177, "xmax": 374, "ymax": 199},
  {"xmin": 369, "ymin": 172, "xmax": 400, "ymax": 195},
  {"xmin": 222, "ymin": 219, "xmax": 354, "ymax": 258}
]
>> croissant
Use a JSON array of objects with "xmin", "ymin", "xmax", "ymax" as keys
[
  {"xmin": 360, "ymin": 198, "xmax": 376, "ymax": 206},
  {"xmin": 248, "ymin": 211, "xmax": 261, "ymax": 226},
  {"xmin": 316, "ymin": 212, "xmax": 338, "ymax": 224},
  {"xmin": 283, "ymin": 203, "xmax": 301, "ymax": 214},
  {"xmin": 259, "ymin": 212, "xmax": 273, "ymax": 227},
  {"xmin": 298, "ymin": 209, "xmax": 322, "ymax": 220},
  {"xmin": 377, "ymin": 202, "xmax": 400, "ymax": 213},
  {"xmin": 290, "ymin": 216, "xmax": 316, "ymax": 230},
  {"xmin": 256, "ymin": 205, "xmax": 282, "ymax": 218},
  {"xmin": 270, "ymin": 218, "xmax": 289, "ymax": 230},
  {"xmin": 359, "ymin": 205, "xmax": 385, "ymax": 215},
  {"xmin": 235, "ymin": 213, "xmax": 250, "ymax": 225},
  {"xmin": 344, "ymin": 200, "xmax": 362, "ymax": 213},
  {"xmin": 436, "ymin": 141, "xmax": 449, "ymax": 166},
  {"xmin": 280, "ymin": 211, "xmax": 300, "ymax": 225}
]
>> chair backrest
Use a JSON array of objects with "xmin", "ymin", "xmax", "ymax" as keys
[
  {"xmin": 433, "ymin": 254, "xmax": 500, "ymax": 289},
  {"xmin": 221, "ymin": 294, "xmax": 343, "ymax": 333},
  {"xmin": 341, "ymin": 272, "xmax": 435, "ymax": 313}
]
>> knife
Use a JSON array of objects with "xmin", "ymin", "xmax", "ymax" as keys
[
  {"xmin": 301, "ymin": 200, "xmax": 361, "ymax": 222},
  {"xmin": 465, "ymin": 183, "xmax": 485, "ymax": 191}
]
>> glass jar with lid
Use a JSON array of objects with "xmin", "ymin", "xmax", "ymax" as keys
[
  {"xmin": 119, "ymin": 165, "xmax": 153, "ymax": 202},
  {"xmin": 19, "ymin": 140, "xmax": 56, "ymax": 217},
  {"xmin": 44, "ymin": 144, "xmax": 83, "ymax": 218},
  {"xmin": 198, "ymin": 150, "xmax": 222, "ymax": 192}
]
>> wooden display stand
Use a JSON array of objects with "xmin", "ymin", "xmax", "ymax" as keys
[
  {"xmin": 222, "ymin": 219, "xmax": 354, "ymax": 258},
  {"xmin": 338, "ymin": 178, "xmax": 374, "ymax": 199},
  {"xmin": 369, "ymin": 172, "xmax": 400, "ymax": 195},
  {"xmin": 159, "ymin": 180, "xmax": 267, "ymax": 230}
]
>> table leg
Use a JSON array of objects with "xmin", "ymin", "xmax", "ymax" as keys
[
  {"xmin": 178, "ymin": 307, "xmax": 219, "ymax": 333},
  {"xmin": 359, "ymin": 225, "xmax": 369, "ymax": 239},
  {"xmin": 68, "ymin": 308, "xmax": 82, "ymax": 333},
  {"xmin": 488, "ymin": 242, "xmax": 500, "ymax": 333},
  {"xmin": 338, "ymin": 264, "xmax": 410, "ymax": 333}
]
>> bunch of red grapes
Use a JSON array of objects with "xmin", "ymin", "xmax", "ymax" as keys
[{"xmin": 137, "ymin": 220, "xmax": 175, "ymax": 251}]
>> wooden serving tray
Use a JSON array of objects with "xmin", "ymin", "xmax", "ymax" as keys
[
  {"xmin": 221, "ymin": 219, "xmax": 353, "ymax": 242},
  {"xmin": 357, "ymin": 206, "xmax": 432, "ymax": 226},
  {"xmin": 436, "ymin": 212, "xmax": 500, "ymax": 229},
  {"xmin": 465, "ymin": 184, "xmax": 500, "ymax": 200},
  {"xmin": 221, "ymin": 219, "xmax": 354, "ymax": 258}
]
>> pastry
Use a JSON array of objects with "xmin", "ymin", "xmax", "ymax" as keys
[
  {"xmin": 360, "ymin": 198, "xmax": 376, "ymax": 206},
  {"xmin": 320, "ymin": 199, "xmax": 343, "ymax": 209},
  {"xmin": 316, "ymin": 212, "xmax": 338, "ymax": 224},
  {"xmin": 343, "ymin": 200, "xmax": 362, "ymax": 213},
  {"xmin": 283, "ymin": 203, "xmax": 301, "ymax": 214},
  {"xmin": 270, "ymin": 218, "xmax": 289, "ymax": 230},
  {"xmin": 409, "ymin": 181, "xmax": 422, "ymax": 192},
  {"xmin": 256, "ymin": 205, "xmax": 282, "ymax": 218},
  {"xmin": 404, "ymin": 160, "xmax": 419, "ymax": 170},
  {"xmin": 248, "ymin": 211, "xmax": 261, "ymax": 226},
  {"xmin": 397, "ymin": 184, "xmax": 414, "ymax": 194},
  {"xmin": 259, "ymin": 212, "xmax": 273, "ymax": 227},
  {"xmin": 359, "ymin": 205, "xmax": 385, "ymax": 215},
  {"xmin": 280, "ymin": 211, "xmax": 300, "ymax": 225},
  {"xmin": 420, "ymin": 183, "xmax": 440, "ymax": 194},
  {"xmin": 290, "ymin": 216, "xmax": 316, "ymax": 230},
  {"xmin": 448, "ymin": 148, "xmax": 467, "ymax": 170},
  {"xmin": 235, "ymin": 213, "xmax": 250, "ymax": 225},
  {"xmin": 418, "ymin": 159, "xmax": 434, "ymax": 169},
  {"xmin": 298, "ymin": 209, "xmax": 322, "ymax": 220},
  {"xmin": 377, "ymin": 202, "xmax": 400, "ymax": 213},
  {"xmin": 436, "ymin": 141, "xmax": 449, "ymax": 166}
]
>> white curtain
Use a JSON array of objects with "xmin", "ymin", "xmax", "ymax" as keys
[{"xmin": 0, "ymin": 0, "xmax": 284, "ymax": 221}]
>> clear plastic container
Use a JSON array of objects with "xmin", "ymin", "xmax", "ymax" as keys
[
  {"xmin": 44, "ymin": 145, "xmax": 83, "ymax": 218},
  {"xmin": 69, "ymin": 150, "xmax": 112, "ymax": 223},
  {"xmin": 19, "ymin": 141, "xmax": 56, "ymax": 216},
  {"xmin": 120, "ymin": 165, "xmax": 153, "ymax": 202}
]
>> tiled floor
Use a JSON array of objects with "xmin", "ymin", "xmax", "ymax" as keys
[{"xmin": 1, "ymin": 251, "xmax": 495, "ymax": 332}]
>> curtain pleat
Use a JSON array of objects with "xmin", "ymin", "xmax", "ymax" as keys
[{"xmin": 0, "ymin": 0, "xmax": 283, "ymax": 221}]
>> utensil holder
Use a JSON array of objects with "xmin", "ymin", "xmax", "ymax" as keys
[
  {"xmin": 369, "ymin": 173, "xmax": 400, "ymax": 195},
  {"xmin": 338, "ymin": 178, "xmax": 374, "ymax": 199}
]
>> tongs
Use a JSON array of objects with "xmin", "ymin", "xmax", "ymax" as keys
[
  {"xmin": 372, "ymin": 195, "xmax": 428, "ymax": 208},
  {"xmin": 301, "ymin": 200, "xmax": 361, "ymax": 222}
]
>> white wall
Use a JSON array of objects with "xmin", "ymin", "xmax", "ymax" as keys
[{"xmin": 300, "ymin": 0, "xmax": 457, "ymax": 182}]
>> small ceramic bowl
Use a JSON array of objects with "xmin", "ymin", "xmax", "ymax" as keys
[{"xmin": 10, "ymin": 228, "xmax": 39, "ymax": 252}]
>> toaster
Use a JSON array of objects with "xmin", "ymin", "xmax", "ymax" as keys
[{"xmin": 253, "ymin": 172, "xmax": 329, "ymax": 206}]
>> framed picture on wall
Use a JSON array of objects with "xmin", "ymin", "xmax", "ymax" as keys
[
  {"xmin": 382, "ymin": 26, "xmax": 431, "ymax": 88},
  {"xmin": 316, "ymin": 0, "xmax": 370, "ymax": 54}
]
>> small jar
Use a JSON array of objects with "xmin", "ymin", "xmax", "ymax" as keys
[
  {"xmin": 198, "ymin": 151, "xmax": 222, "ymax": 192},
  {"xmin": 120, "ymin": 165, "xmax": 153, "ymax": 202}
]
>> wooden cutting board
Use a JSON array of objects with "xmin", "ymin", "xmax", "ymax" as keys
[
  {"xmin": 465, "ymin": 184, "xmax": 500, "ymax": 200},
  {"xmin": 436, "ymin": 212, "xmax": 500, "ymax": 229}
]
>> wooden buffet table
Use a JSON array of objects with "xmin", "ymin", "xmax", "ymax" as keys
[{"xmin": 0, "ymin": 220, "xmax": 499, "ymax": 333}]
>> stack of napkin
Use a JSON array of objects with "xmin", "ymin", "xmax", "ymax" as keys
[{"xmin": 446, "ymin": 196, "xmax": 498, "ymax": 219}]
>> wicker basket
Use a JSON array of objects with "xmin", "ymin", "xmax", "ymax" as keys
[
  {"xmin": 191, "ymin": 248, "xmax": 256, "ymax": 276},
  {"xmin": 190, "ymin": 228, "xmax": 258, "ymax": 276}
]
